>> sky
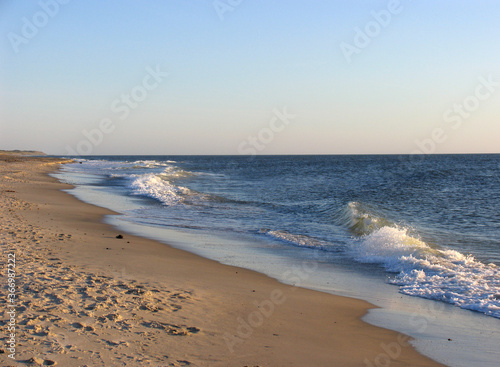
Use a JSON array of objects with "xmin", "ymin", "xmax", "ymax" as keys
[{"xmin": 1, "ymin": 0, "xmax": 499, "ymax": 155}]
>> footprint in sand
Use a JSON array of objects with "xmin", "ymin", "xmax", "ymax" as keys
[{"xmin": 141, "ymin": 321, "xmax": 200, "ymax": 336}]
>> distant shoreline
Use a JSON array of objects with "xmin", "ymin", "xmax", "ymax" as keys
[{"xmin": 0, "ymin": 150, "xmax": 46, "ymax": 156}]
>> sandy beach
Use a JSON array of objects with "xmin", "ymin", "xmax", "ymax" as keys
[{"xmin": 0, "ymin": 154, "xmax": 446, "ymax": 367}]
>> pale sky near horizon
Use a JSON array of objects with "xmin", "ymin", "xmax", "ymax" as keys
[{"xmin": 1, "ymin": 0, "xmax": 499, "ymax": 155}]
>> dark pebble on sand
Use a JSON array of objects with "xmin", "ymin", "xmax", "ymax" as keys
[{"xmin": 116, "ymin": 234, "xmax": 123, "ymax": 239}]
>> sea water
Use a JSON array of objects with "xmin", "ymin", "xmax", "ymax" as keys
[{"xmin": 53, "ymin": 154, "xmax": 500, "ymax": 366}]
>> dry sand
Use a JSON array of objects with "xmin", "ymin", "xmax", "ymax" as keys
[{"xmin": 0, "ymin": 155, "xmax": 447, "ymax": 366}]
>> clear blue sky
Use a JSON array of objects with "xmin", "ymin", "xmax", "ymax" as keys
[{"xmin": 1, "ymin": 0, "xmax": 499, "ymax": 155}]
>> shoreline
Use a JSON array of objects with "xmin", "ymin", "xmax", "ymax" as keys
[{"xmin": 0, "ymin": 155, "xmax": 446, "ymax": 366}]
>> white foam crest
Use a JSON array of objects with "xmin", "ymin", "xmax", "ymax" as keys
[
  {"xmin": 73, "ymin": 159, "xmax": 183, "ymax": 174},
  {"xmin": 130, "ymin": 173, "xmax": 191, "ymax": 206},
  {"xmin": 87, "ymin": 160, "xmax": 175, "ymax": 170},
  {"xmin": 350, "ymin": 226, "xmax": 432, "ymax": 270},
  {"xmin": 350, "ymin": 226, "xmax": 500, "ymax": 318},
  {"xmin": 130, "ymin": 160, "xmax": 173, "ymax": 168}
]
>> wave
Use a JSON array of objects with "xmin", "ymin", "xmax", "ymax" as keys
[
  {"xmin": 130, "ymin": 160, "xmax": 177, "ymax": 167},
  {"xmin": 335, "ymin": 201, "xmax": 394, "ymax": 236},
  {"xmin": 107, "ymin": 162, "xmax": 241, "ymax": 208},
  {"xmin": 130, "ymin": 173, "xmax": 193, "ymax": 206},
  {"xmin": 108, "ymin": 160, "xmax": 177, "ymax": 170},
  {"xmin": 261, "ymin": 229, "xmax": 334, "ymax": 251},
  {"xmin": 343, "ymin": 202, "xmax": 500, "ymax": 318},
  {"xmin": 158, "ymin": 167, "xmax": 194, "ymax": 179},
  {"xmin": 127, "ymin": 164, "xmax": 205, "ymax": 206}
]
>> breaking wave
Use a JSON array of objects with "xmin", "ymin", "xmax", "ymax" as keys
[{"xmin": 344, "ymin": 202, "xmax": 500, "ymax": 318}]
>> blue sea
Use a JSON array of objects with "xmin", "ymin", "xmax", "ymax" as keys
[{"xmin": 54, "ymin": 154, "xmax": 500, "ymax": 366}]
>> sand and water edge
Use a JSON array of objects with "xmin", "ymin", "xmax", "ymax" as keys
[{"xmin": 0, "ymin": 154, "xmax": 445, "ymax": 367}]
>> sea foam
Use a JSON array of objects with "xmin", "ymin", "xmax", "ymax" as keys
[
  {"xmin": 130, "ymin": 173, "xmax": 191, "ymax": 206},
  {"xmin": 345, "ymin": 202, "xmax": 500, "ymax": 318}
]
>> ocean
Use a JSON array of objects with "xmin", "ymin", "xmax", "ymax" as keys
[{"xmin": 54, "ymin": 154, "xmax": 500, "ymax": 366}]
